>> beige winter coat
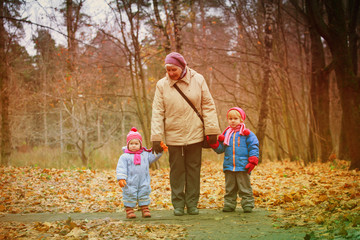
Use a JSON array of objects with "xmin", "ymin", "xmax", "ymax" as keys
[{"xmin": 151, "ymin": 67, "xmax": 221, "ymax": 145}]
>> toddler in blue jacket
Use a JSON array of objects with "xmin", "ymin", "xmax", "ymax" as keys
[
  {"xmin": 207, "ymin": 107, "xmax": 259, "ymax": 213},
  {"xmin": 116, "ymin": 127, "xmax": 162, "ymax": 218}
]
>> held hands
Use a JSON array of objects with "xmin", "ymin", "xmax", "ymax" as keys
[
  {"xmin": 152, "ymin": 141, "xmax": 163, "ymax": 154},
  {"xmin": 207, "ymin": 135, "xmax": 217, "ymax": 144},
  {"xmin": 245, "ymin": 156, "xmax": 259, "ymax": 174},
  {"xmin": 206, "ymin": 135, "xmax": 219, "ymax": 149},
  {"xmin": 118, "ymin": 179, "xmax": 127, "ymax": 188}
]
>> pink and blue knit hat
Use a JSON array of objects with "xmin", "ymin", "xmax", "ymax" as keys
[
  {"xmin": 127, "ymin": 127, "xmax": 142, "ymax": 147},
  {"xmin": 227, "ymin": 107, "xmax": 246, "ymax": 121}
]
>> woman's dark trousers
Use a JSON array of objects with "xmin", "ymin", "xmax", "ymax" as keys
[{"xmin": 168, "ymin": 142, "xmax": 202, "ymax": 209}]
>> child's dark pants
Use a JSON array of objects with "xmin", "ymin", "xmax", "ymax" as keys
[{"xmin": 224, "ymin": 171, "xmax": 254, "ymax": 210}]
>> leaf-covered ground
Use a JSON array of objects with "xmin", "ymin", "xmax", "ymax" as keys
[{"xmin": 1, "ymin": 159, "xmax": 359, "ymax": 239}]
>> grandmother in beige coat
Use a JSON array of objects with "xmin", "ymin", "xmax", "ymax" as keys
[{"xmin": 151, "ymin": 52, "xmax": 221, "ymax": 216}]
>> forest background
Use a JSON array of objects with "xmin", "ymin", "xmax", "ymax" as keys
[{"xmin": 0, "ymin": 0, "xmax": 359, "ymax": 171}]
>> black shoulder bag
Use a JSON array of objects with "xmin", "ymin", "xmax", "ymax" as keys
[{"xmin": 173, "ymin": 84, "xmax": 211, "ymax": 148}]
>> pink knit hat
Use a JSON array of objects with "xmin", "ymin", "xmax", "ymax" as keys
[
  {"xmin": 127, "ymin": 127, "xmax": 142, "ymax": 147},
  {"xmin": 227, "ymin": 107, "xmax": 246, "ymax": 121},
  {"xmin": 165, "ymin": 52, "xmax": 187, "ymax": 70}
]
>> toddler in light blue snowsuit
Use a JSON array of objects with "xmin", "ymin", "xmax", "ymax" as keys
[{"xmin": 116, "ymin": 127, "xmax": 162, "ymax": 218}]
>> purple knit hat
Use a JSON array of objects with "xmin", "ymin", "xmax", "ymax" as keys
[
  {"xmin": 164, "ymin": 52, "xmax": 187, "ymax": 70},
  {"xmin": 227, "ymin": 107, "xmax": 246, "ymax": 121}
]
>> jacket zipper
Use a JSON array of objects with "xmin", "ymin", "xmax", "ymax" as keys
[{"xmin": 232, "ymin": 132, "xmax": 236, "ymax": 171}]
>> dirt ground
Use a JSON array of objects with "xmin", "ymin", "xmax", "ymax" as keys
[{"xmin": 0, "ymin": 208, "xmax": 309, "ymax": 239}]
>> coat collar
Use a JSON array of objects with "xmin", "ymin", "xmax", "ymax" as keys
[{"xmin": 167, "ymin": 67, "xmax": 191, "ymax": 86}]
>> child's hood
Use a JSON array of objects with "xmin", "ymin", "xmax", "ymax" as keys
[{"xmin": 122, "ymin": 146, "xmax": 152, "ymax": 153}]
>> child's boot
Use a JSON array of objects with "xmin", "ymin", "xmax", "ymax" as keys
[
  {"xmin": 141, "ymin": 205, "xmax": 151, "ymax": 218},
  {"xmin": 125, "ymin": 207, "xmax": 136, "ymax": 219}
]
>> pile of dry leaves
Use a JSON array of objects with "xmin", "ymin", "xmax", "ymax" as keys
[
  {"xmin": 0, "ymin": 159, "xmax": 359, "ymax": 239},
  {"xmin": 0, "ymin": 217, "xmax": 187, "ymax": 240}
]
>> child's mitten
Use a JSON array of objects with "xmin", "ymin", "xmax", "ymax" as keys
[
  {"xmin": 218, "ymin": 134, "xmax": 225, "ymax": 142},
  {"xmin": 243, "ymin": 128, "xmax": 250, "ymax": 136},
  {"xmin": 245, "ymin": 156, "xmax": 258, "ymax": 173},
  {"xmin": 119, "ymin": 179, "xmax": 127, "ymax": 187},
  {"xmin": 206, "ymin": 136, "xmax": 219, "ymax": 149}
]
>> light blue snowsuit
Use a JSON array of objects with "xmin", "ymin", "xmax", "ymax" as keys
[{"xmin": 116, "ymin": 147, "xmax": 162, "ymax": 208}]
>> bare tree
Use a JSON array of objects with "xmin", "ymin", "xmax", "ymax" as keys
[
  {"xmin": 0, "ymin": 0, "xmax": 24, "ymax": 166},
  {"xmin": 33, "ymin": 29, "xmax": 58, "ymax": 146},
  {"xmin": 256, "ymin": 0, "xmax": 275, "ymax": 162},
  {"xmin": 170, "ymin": 0, "xmax": 182, "ymax": 52},
  {"xmin": 305, "ymin": 3, "xmax": 333, "ymax": 163},
  {"xmin": 110, "ymin": 0, "xmax": 153, "ymax": 147},
  {"xmin": 306, "ymin": 0, "xmax": 360, "ymax": 170},
  {"xmin": 152, "ymin": 0, "xmax": 171, "ymax": 54}
]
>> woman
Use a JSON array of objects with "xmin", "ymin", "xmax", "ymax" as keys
[{"xmin": 151, "ymin": 52, "xmax": 220, "ymax": 216}]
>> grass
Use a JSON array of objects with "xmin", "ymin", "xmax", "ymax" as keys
[
  {"xmin": 9, "ymin": 142, "xmax": 120, "ymax": 170},
  {"xmin": 8, "ymin": 143, "xmax": 224, "ymax": 170}
]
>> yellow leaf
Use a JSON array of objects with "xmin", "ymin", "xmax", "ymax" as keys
[{"xmin": 315, "ymin": 215, "xmax": 325, "ymax": 224}]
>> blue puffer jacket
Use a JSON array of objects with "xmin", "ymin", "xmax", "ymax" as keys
[
  {"xmin": 213, "ymin": 130, "xmax": 259, "ymax": 172},
  {"xmin": 116, "ymin": 147, "xmax": 162, "ymax": 207}
]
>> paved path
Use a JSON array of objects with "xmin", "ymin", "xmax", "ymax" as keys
[{"xmin": 0, "ymin": 209, "xmax": 308, "ymax": 239}]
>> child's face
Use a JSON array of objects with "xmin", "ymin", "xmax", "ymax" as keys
[
  {"xmin": 128, "ymin": 139, "xmax": 141, "ymax": 151},
  {"xmin": 227, "ymin": 115, "xmax": 242, "ymax": 128}
]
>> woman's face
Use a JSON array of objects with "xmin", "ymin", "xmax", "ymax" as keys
[
  {"xmin": 166, "ymin": 65, "xmax": 182, "ymax": 80},
  {"xmin": 128, "ymin": 139, "xmax": 141, "ymax": 151}
]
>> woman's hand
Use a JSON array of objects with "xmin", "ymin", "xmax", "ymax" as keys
[
  {"xmin": 206, "ymin": 135, "xmax": 219, "ymax": 149},
  {"xmin": 152, "ymin": 141, "xmax": 164, "ymax": 154},
  {"xmin": 206, "ymin": 135, "xmax": 218, "ymax": 144}
]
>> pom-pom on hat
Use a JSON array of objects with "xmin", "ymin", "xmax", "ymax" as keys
[
  {"xmin": 165, "ymin": 52, "xmax": 187, "ymax": 70},
  {"xmin": 227, "ymin": 107, "xmax": 246, "ymax": 121},
  {"xmin": 127, "ymin": 127, "xmax": 142, "ymax": 147}
]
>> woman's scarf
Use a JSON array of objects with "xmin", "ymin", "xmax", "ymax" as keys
[
  {"xmin": 124, "ymin": 147, "xmax": 151, "ymax": 165},
  {"xmin": 180, "ymin": 68, "xmax": 187, "ymax": 79},
  {"xmin": 223, "ymin": 123, "xmax": 246, "ymax": 146}
]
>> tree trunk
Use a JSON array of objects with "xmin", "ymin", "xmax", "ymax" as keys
[
  {"xmin": 256, "ymin": 0, "xmax": 274, "ymax": 163},
  {"xmin": 277, "ymin": 2, "xmax": 304, "ymax": 161},
  {"xmin": 153, "ymin": 0, "xmax": 171, "ymax": 54},
  {"xmin": 280, "ymin": 86, "xmax": 297, "ymax": 161},
  {"xmin": 119, "ymin": 0, "xmax": 152, "ymax": 147},
  {"xmin": 116, "ymin": 0, "xmax": 159, "ymax": 168},
  {"xmin": 60, "ymin": 107, "xmax": 64, "ymax": 154},
  {"xmin": 269, "ymin": 97, "xmax": 283, "ymax": 160},
  {"xmin": 42, "ymin": 61, "xmax": 48, "ymax": 146},
  {"xmin": 66, "ymin": 0, "xmax": 77, "ymax": 72},
  {"xmin": 0, "ymin": 0, "xmax": 11, "ymax": 166},
  {"xmin": 171, "ymin": 0, "xmax": 182, "ymax": 53},
  {"xmin": 333, "ymin": 47, "xmax": 360, "ymax": 170},
  {"xmin": 306, "ymin": 0, "xmax": 360, "ymax": 170},
  {"xmin": 338, "ymin": 121, "xmax": 349, "ymax": 159},
  {"xmin": 307, "ymin": 18, "xmax": 333, "ymax": 163}
]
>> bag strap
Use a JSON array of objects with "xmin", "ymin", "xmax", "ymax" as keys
[{"xmin": 173, "ymin": 83, "xmax": 204, "ymax": 124}]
